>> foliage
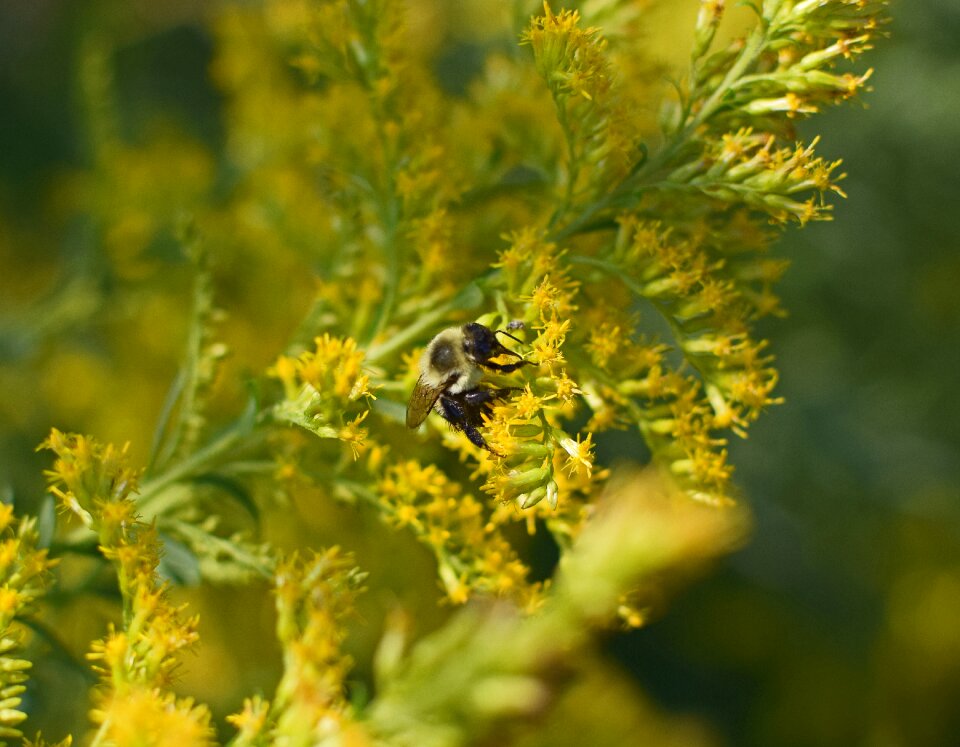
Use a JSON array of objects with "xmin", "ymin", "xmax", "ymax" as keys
[{"xmin": 0, "ymin": 0, "xmax": 888, "ymax": 745}]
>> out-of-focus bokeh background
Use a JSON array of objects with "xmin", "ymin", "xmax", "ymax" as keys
[{"xmin": 1, "ymin": 1, "xmax": 958, "ymax": 745}]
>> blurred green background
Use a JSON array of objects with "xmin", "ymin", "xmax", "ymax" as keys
[{"xmin": 1, "ymin": 1, "xmax": 958, "ymax": 746}]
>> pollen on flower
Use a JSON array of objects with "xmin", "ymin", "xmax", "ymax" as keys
[
  {"xmin": 551, "ymin": 370, "xmax": 581, "ymax": 402},
  {"xmin": 39, "ymin": 430, "xmax": 141, "ymax": 518},
  {"xmin": 338, "ymin": 411, "xmax": 370, "ymax": 460},
  {"xmin": 0, "ymin": 587, "xmax": 21, "ymax": 615},
  {"xmin": 531, "ymin": 317, "xmax": 571, "ymax": 364},
  {"xmin": 93, "ymin": 688, "xmax": 213, "ymax": 747},
  {"xmin": 273, "ymin": 335, "xmax": 373, "ymax": 403},
  {"xmin": 512, "ymin": 386, "xmax": 546, "ymax": 420},
  {"xmin": 482, "ymin": 410, "xmax": 519, "ymax": 456},
  {"xmin": 558, "ymin": 433, "xmax": 595, "ymax": 479},
  {"xmin": 269, "ymin": 548, "xmax": 364, "ymax": 740},
  {"xmin": 0, "ymin": 504, "xmax": 14, "ymax": 534},
  {"xmin": 99, "ymin": 500, "xmax": 137, "ymax": 533},
  {"xmin": 0, "ymin": 541, "xmax": 18, "ymax": 574},
  {"xmin": 689, "ymin": 445, "xmax": 733, "ymax": 487},
  {"xmin": 529, "ymin": 277, "xmax": 561, "ymax": 316},
  {"xmin": 269, "ymin": 335, "xmax": 375, "ymax": 452},
  {"xmin": 226, "ymin": 696, "xmax": 270, "ymax": 738},
  {"xmin": 442, "ymin": 570, "xmax": 471, "ymax": 606},
  {"xmin": 529, "ymin": 277, "xmax": 578, "ymax": 321},
  {"xmin": 586, "ymin": 322, "xmax": 623, "ymax": 370},
  {"xmin": 269, "ymin": 355, "xmax": 300, "ymax": 399},
  {"xmin": 94, "ymin": 629, "xmax": 130, "ymax": 671},
  {"xmin": 374, "ymin": 458, "xmax": 538, "ymax": 604}
]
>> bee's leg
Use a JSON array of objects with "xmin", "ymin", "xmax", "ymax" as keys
[
  {"xmin": 462, "ymin": 423, "xmax": 491, "ymax": 452},
  {"xmin": 438, "ymin": 389, "xmax": 499, "ymax": 453},
  {"xmin": 480, "ymin": 359, "xmax": 533, "ymax": 374},
  {"xmin": 438, "ymin": 394, "xmax": 491, "ymax": 451},
  {"xmin": 462, "ymin": 387, "xmax": 515, "ymax": 408}
]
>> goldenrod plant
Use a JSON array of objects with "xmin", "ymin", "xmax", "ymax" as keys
[{"xmin": 1, "ymin": 0, "xmax": 887, "ymax": 745}]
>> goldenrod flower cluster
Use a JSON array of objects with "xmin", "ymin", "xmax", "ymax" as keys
[
  {"xmin": 228, "ymin": 548, "xmax": 367, "ymax": 747},
  {"xmin": 669, "ymin": 130, "xmax": 846, "ymax": 225},
  {"xmin": 476, "ymin": 229, "xmax": 599, "ymax": 519},
  {"xmin": 40, "ymin": 429, "xmax": 141, "ymax": 538},
  {"xmin": 0, "ymin": 507, "xmax": 56, "ymax": 743},
  {"xmin": 270, "ymin": 335, "xmax": 375, "ymax": 458},
  {"xmin": 523, "ymin": 4, "xmax": 640, "ymax": 206},
  {"xmin": 7, "ymin": 0, "xmax": 889, "ymax": 744},
  {"xmin": 367, "ymin": 470, "xmax": 748, "ymax": 746},
  {"xmin": 40, "ymin": 430, "xmax": 213, "ymax": 747},
  {"xmin": 684, "ymin": 0, "xmax": 886, "ymax": 137},
  {"xmin": 374, "ymin": 458, "xmax": 541, "ymax": 609}
]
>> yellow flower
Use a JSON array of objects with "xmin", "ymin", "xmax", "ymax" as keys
[
  {"xmin": 0, "ymin": 504, "xmax": 14, "ymax": 534},
  {"xmin": 511, "ymin": 386, "xmax": 547, "ymax": 420},
  {"xmin": 338, "ymin": 411, "xmax": 370, "ymax": 460},
  {"xmin": 586, "ymin": 322, "xmax": 623, "ymax": 370},
  {"xmin": 558, "ymin": 433, "xmax": 595, "ymax": 480},
  {"xmin": 268, "ymin": 354, "xmax": 300, "ymax": 399},
  {"xmin": 0, "ymin": 587, "xmax": 21, "ymax": 616},
  {"xmin": 226, "ymin": 696, "xmax": 270, "ymax": 743},
  {"xmin": 93, "ymin": 688, "xmax": 214, "ymax": 747},
  {"xmin": 270, "ymin": 335, "xmax": 376, "ymax": 452},
  {"xmin": 531, "ymin": 317, "xmax": 571, "ymax": 366}
]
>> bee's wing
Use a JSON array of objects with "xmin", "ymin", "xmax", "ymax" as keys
[{"xmin": 406, "ymin": 376, "xmax": 443, "ymax": 428}]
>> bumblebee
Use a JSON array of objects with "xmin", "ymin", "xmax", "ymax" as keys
[{"xmin": 406, "ymin": 322, "xmax": 531, "ymax": 452}]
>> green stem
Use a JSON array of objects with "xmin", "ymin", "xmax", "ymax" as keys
[
  {"xmin": 365, "ymin": 177, "xmax": 401, "ymax": 344},
  {"xmin": 365, "ymin": 305, "xmax": 451, "ymax": 364},
  {"xmin": 547, "ymin": 90, "xmax": 583, "ymax": 231},
  {"xmin": 137, "ymin": 419, "xmax": 265, "ymax": 512},
  {"xmin": 89, "ymin": 717, "xmax": 112, "ymax": 747},
  {"xmin": 567, "ymin": 255, "xmax": 715, "ymax": 387},
  {"xmin": 166, "ymin": 519, "xmax": 274, "ymax": 579},
  {"xmin": 365, "ymin": 275, "xmax": 487, "ymax": 364},
  {"xmin": 551, "ymin": 17, "xmax": 772, "ymax": 244},
  {"xmin": 686, "ymin": 21, "xmax": 770, "ymax": 134}
]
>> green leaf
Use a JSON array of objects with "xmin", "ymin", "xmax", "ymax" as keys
[
  {"xmin": 158, "ymin": 532, "xmax": 203, "ymax": 586},
  {"xmin": 371, "ymin": 397, "xmax": 407, "ymax": 425},
  {"xmin": 190, "ymin": 473, "xmax": 260, "ymax": 522},
  {"xmin": 452, "ymin": 280, "xmax": 484, "ymax": 310},
  {"xmin": 36, "ymin": 495, "xmax": 57, "ymax": 550}
]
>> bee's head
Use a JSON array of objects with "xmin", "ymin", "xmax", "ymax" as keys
[
  {"xmin": 461, "ymin": 323, "xmax": 497, "ymax": 363},
  {"xmin": 462, "ymin": 322, "xmax": 523, "ymax": 364}
]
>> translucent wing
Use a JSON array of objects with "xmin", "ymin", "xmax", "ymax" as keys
[{"xmin": 406, "ymin": 376, "xmax": 443, "ymax": 428}]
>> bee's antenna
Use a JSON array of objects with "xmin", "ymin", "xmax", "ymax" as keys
[
  {"xmin": 494, "ymin": 329, "xmax": 523, "ymax": 360},
  {"xmin": 494, "ymin": 329, "xmax": 525, "ymax": 347}
]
